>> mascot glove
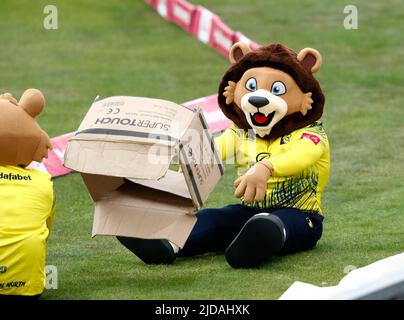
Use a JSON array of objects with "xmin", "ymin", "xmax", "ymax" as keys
[{"xmin": 234, "ymin": 160, "xmax": 274, "ymax": 204}]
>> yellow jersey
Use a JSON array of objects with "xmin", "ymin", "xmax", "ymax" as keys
[
  {"xmin": 215, "ymin": 121, "xmax": 330, "ymax": 214},
  {"xmin": 0, "ymin": 165, "xmax": 55, "ymax": 296}
]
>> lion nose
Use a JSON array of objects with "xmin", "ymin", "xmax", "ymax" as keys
[{"xmin": 248, "ymin": 96, "xmax": 269, "ymax": 108}]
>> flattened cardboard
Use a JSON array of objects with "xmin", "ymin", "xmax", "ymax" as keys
[{"xmin": 64, "ymin": 96, "xmax": 224, "ymax": 248}]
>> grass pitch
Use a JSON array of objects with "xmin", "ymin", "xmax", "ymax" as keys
[{"xmin": 1, "ymin": 0, "xmax": 403, "ymax": 299}]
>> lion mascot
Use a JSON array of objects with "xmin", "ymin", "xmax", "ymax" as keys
[
  {"xmin": 0, "ymin": 89, "xmax": 54, "ymax": 298},
  {"xmin": 118, "ymin": 42, "xmax": 330, "ymax": 268}
]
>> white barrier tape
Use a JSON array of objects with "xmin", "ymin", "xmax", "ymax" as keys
[
  {"xmin": 173, "ymin": 3, "xmax": 192, "ymax": 25},
  {"xmin": 157, "ymin": 0, "xmax": 168, "ymax": 18},
  {"xmin": 197, "ymin": 7, "xmax": 214, "ymax": 44},
  {"xmin": 212, "ymin": 24, "xmax": 233, "ymax": 53}
]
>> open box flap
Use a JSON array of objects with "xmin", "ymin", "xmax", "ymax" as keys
[
  {"xmin": 64, "ymin": 139, "xmax": 175, "ymax": 180},
  {"xmin": 128, "ymin": 170, "xmax": 191, "ymax": 199},
  {"xmin": 81, "ymin": 173, "xmax": 125, "ymax": 201},
  {"xmin": 179, "ymin": 109, "xmax": 225, "ymax": 209},
  {"xmin": 92, "ymin": 183, "xmax": 196, "ymax": 248}
]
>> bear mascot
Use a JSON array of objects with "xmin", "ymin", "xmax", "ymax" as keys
[
  {"xmin": 117, "ymin": 42, "xmax": 330, "ymax": 268},
  {"xmin": 0, "ymin": 89, "xmax": 55, "ymax": 298}
]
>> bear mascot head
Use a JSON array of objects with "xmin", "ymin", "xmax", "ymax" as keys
[{"xmin": 0, "ymin": 89, "xmax": 52, "ymax": 166}]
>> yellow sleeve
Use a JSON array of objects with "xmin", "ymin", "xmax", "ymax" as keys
[
  {"xmin": 214, "ymin": 125, "xmax": 240, "ymax": 161},
  {"xmin": 268, "ymin": 132, "xmax": 327, "ymax": 177}
]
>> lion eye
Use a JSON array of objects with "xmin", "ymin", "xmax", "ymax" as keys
[
  {"xmin": 245, "ymin": 78, "xmax": 257, "ymax": 92},
  {"xmin": 271, "ymin": 81, "xmax": 286, "ymax": 95}
]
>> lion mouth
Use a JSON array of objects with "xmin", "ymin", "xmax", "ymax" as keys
[{"xmin": 250, "ymin": 111, "xmax": 275, "ymax": 127}]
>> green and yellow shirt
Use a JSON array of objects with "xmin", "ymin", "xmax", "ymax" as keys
[
  {"xmin": 215, "ymin": 121, "xmax": 330, "ymax": 214},
  {"xmin": 0, "ymin": 165, "xmax": 55, "ymax": 296}
]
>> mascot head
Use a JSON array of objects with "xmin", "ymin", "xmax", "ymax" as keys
[
  {"xmin": 0, "ymin": 89, "xmax": 52, "ymax": 166},
  {"xmin": 218, "ymin": 42, "xmax": 325, "ymax": 139}
]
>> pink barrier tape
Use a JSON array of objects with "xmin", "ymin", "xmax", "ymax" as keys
[
  {"xmin": 27, "ymin": 132, "xmax": 75, "ymax": 178},
  {"xmin": 146, "ymin": 0, "xmax": 196, "ymax": 33},
  {"xmin": 184, "ymin": 94, "xmax": 232, "ymax": 132},
  {"xmin": 145, "ymin": 0, "xmax": 260, "ymax": 57}
]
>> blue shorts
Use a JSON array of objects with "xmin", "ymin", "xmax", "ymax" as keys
[{"xmin": 179, "ymin": 204, "xmax": 323, "ymax": 257}]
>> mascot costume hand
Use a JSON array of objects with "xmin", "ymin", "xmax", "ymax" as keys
[
  {"xmin": 118, "ymin": 43, "xmax": 330, "ymax": 268},
  {"xmin": 0, "ymin": 89, "xmax": 54, "ymax": 298}
]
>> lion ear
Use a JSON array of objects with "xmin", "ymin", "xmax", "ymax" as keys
[
  {"xmin": 297, "ymin": 48, "xmax": 322, "ymax": 73},
  {"xmin": 229, "ymin": 42, "xmax": 252, "ymax": 64}
]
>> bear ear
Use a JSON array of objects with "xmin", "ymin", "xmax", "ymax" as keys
[
  {"xmin": 297, "ymin": 48, "xmax": 322, "ymax": 73},
  {"xmin": 18, "ymin": 89, "xmax": 45, "ymax": 118},
  {"xmin": 229, "ymin": 42, "xmax": 252, "ymax": 64}
]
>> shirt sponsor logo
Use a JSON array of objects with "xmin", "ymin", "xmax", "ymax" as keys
[
  {"xmin": 0, "ymin": 172, "xmax": 32, "ymax": 181},
  {"xmin": 301, "ymin": 133, "xmax": 321, "ymax": 145},
  {"xmin": 0, "ymin": 281, "xmax": 26, "ymax": 289}
]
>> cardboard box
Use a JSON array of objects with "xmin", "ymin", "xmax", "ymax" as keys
[{"xmin": 64, "ymin": 96, "xmax": 224, "ymax": 247}]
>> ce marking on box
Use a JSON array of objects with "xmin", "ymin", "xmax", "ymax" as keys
[{"xmin": 105, "ymin": 107, "xmax": 120, "ymax": 115}]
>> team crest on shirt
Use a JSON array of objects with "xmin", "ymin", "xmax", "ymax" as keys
[
  {"xmin": 0, "ymin": 266, "xmax": 7, "ymax": 274},
  {"xmin": 280, "ymin": 134, "xmax": 291, "ymax": 145}
]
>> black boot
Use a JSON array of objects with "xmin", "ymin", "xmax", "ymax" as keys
[
  {"xmin": 117, "ymin": 236, "xmax": 176, "ymax": 264},
  {"xmin": 225, "ymin": 213, "xmax": 285, "ymax": 268}
]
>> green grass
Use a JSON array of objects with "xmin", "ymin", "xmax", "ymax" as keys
[{"xmin": 1, "ymin": 0, "xmax": 404, "ymax": 299}]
